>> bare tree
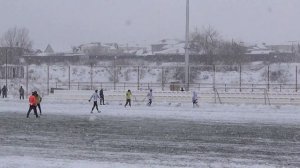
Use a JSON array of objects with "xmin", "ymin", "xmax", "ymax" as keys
[
  {"xmin": 190, "ymin": 26, "xmax": 247, "ymax": 64},
  {"xmin": 190, "ymin": 26, "xmax": 220, "ymax": 55},
  {"xmin": 217, "ymin": 40, "xmax": 247, "ymax": 64},
  {"xmin": 0, "ymin": 27, "xmax": 33, "ymax": 50},
  {"xmin": 190, "ymin": 26, "xmax": 221, "ymax": 64},
  {"xmin": 203, "ymin": 26, "xmax": 220, "ymax": 56}
]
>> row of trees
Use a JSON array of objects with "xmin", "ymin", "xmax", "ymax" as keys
[
  {"xmin": 0, "ymin": 27, "xmax": 33, "ymax": 64},
  {"xmin": 0, "ymin": 26, "xmax": 249, "ymax": 65},
  {"xmin": 0, "ymin": 27, "xmax": 32, "ymax": 50},
  {"xmin": 189, "ymin": 26, "xmax": 247, "ymax": 64}
]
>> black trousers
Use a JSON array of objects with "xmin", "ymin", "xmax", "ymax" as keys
[
  {"xmin": 147, "ymin": 99, "xmax": 152, "ymax": 106},
  {"xmin": 37, "ymin": 103, "xmax": 42, "ymax": 114},
  {"xmin": 100, "ymin": 97, "xmax": 105, "ymax": 105},
  {"xmin": 125, "ymin": 99, "xmax": 131, "ymax": 107},
  {"xmin": 193, "ymin": 100, "xmax": 199, "ymax": 107},
  {"xmin": 27, "ymin": 105, "xmax": 38, "ymax": 118},
  {"xmin": 20, "ymin": 94, "xmax": 24, "ymax": 100},
  {"xmin": 91, "ymin": 101, "xmax": 99, "ymax": 112}
]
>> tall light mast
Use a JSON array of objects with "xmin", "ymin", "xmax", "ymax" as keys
[{"xmin": 184, "ymin": 0, "xmax": 190, "ymax": 91}]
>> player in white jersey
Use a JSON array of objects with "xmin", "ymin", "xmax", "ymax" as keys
[{"xmin": 89, "ymin": 90, "xmax": 101, "ymax": 113}]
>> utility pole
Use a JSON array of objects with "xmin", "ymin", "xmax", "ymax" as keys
[
  {"xmin": 5, "ymin": 48, "xmax": 8, "ymax": 88},
  {"xmin": 184, "ymin": 0, "xmax": 190, "ymax": 91},
  {"xmin": 288, "ymin": 41, "xmax": 297, "ymax": 54},
  {"xmin": 114, "ymin": 56, "xmax": 116, "ymax": 90},
  {"xmin": 288, "ymin": 41, "xmax": 297, "ymax": 62}
]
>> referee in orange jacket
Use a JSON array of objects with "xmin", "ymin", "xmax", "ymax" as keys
[{"xmin": 26, "ymin": 92, "xmax": 39, "ymax": 118}]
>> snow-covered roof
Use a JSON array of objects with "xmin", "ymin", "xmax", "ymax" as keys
[
  {"xmin": 153, "ymin": 43, "xmax": 185, "ymax": 55},
  {"xmin": 246, "ymin": 43, "xmax": 275, "ymax": 55},
  {"xmin": 247, "ymin": 50, "xmax": 273, "ymax": 55},
  {"xmin": 159, "ymin": 38, "xmax": 184, "ymax": 45},
  {"xmin": 44, "ymin": 44, "xmax": 54, "ymax": 53},
  {"xmin": 150, "ymin": 39, "xmax": 186, "ymax": 55}
]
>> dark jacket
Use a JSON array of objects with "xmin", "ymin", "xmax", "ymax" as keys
[
  {"xmin": 99, "ymin": 89, "xmax": 104, "ymax": 98},
  {"xmin": 19, "ymin": 87, "xmax": 24, "ymax": 95},
  {"xmin": 2, "ymin": 86, "xmax": 7, "ymax": 94}
]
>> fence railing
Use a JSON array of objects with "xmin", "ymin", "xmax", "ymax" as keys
[
  {"xmin": 46, "ymin": 88, "xmax": 300, "ymax": 105},
  {"xmin": 1, "ymin": 64, "xmax": 300, "ymax": 97},
  {"xmin": 51, "ymin": 81, "xmax": 300, "ymax": 93}
]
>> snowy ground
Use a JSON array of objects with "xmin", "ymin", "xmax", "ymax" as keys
[{"xmin": 1, "ymin": 99, "xmax": 300, "ymax": 168}]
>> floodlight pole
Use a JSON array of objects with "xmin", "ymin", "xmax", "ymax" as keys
[
  {"xmin": 184, "ymin": 0, "xmax": 190, "ymax": 91},
  {"xmin": 5, "ymin": 48, "xmax": 8, "ymax": 88}
]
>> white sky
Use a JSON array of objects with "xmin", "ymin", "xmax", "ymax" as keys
[{"xmin": 0, "ymin": 0, "xmax": 299, "ymax": 52}]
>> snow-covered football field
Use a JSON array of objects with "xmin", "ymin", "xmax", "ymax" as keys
[{"xmin": 1, "ymin": 99, "xmax": 300, "ymax": 168}]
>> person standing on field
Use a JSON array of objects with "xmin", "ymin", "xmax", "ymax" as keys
[
  {"xmin": 147, "ymin": 89, "xmax": 153, "ymax": 106},
  {"xmin": 34, "ymin": 91, "xmax": 42, "ymax": 115},
  {"xmin": 192, "ymin": 91, "xmax": 199, "ymax": 108},
  {"xmin": 89, "ymin": 90, "xmax": 101, "ymax": 113},
  {"xmin": 99, "ymin": 89, "xmax": 105, "ymax": 105},
  {"xmin": 27, "ymin": 92, "xmax": 39, "ymax": 118},
  {"xmin": 19, "ymin": 86, "xmax": 25, "ymax": 100},
  {"xmin": 2, "ymin": 85, "xmax": 7, "ymax": 98},
  {"xmin": 124, "ymin": 90, "xmax": 132, "ymax": 107}
]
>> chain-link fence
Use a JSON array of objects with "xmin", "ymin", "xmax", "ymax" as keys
[{"xmin": 1, "ymin": 63, "xmax": 300, "ymax": 97}]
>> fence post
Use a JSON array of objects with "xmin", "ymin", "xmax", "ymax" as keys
[
  {"xmin": 239, "ymin": 65, "xmax": 242, "ymax": 92},
  {"xmin": 213, "ymin": 65, "xmax": 217, "ymax": 103},
  {"xmin": 47, "ymin": 65, "xmax": 49, "ymax": 95},
  {"xmin": 296, "ymin": 66, "xmax": 298, "ymax": 92},
  {"xmin": 137, "ymin": 66, "xmax": 140, "ymax": 90},
  {"xmin": 188, "ymin": 65, "xmax": 190, "ymax": 91},
  {"xmin": 264, "ymin": 89, "xmax": 266, "ymax": 105},
  {"xmin": 26, "ymin": 65, "xmax": 29, "ymax": 96},
  {"xmin": 113, "ymin": 65, "xmax": 116, "ymax": 91},
  {"xmin": 214, "ymin": 88, "xmax": 217, "ymax": 104},
  {"xmin": 280, "ymin": 84, "xmax": 282, "ymax": 92},
  {"xmin": 68, "ymin": 65, "xmax": 71, "ymax": 90},
  {"xmin": 90, "ymin": 64, "xmax": 93, "ymax": 90},
  {"xmin": 267, "ymin": 66, "xmax": 270, "ymax": 91},
  {"xmin": 213, "ymin": 65, "xmax": 216, "ymax": 92},
  {"xmin": 161, "ymin": 67, "xmax": 164, "ymax": 91}
]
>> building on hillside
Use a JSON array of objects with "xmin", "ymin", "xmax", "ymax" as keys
[
  {"xmin": 34, "ymin": 49, "xmax": 43, "ymax": 55},
  {"xmin": 21, "ymin": 52, "xmax": 86, "ymax": 64},
  {"xmin": 44, "ymin": 44, "xmax": 54, "ymax": 54},
  {"xmin": 151, "ymin": 43, "xmax": 167, "ymax": 54},
  {"xmin": 244, "ymin": 43, "xmax": 296, "ymax": 62},
  {"xmin": 0, "ymin": 47, "xmax": 24, "ymax": 64},
  {"xmin": 246, "ymin": 43, "xmax": 274, "ymax": 55},
  {"xmin": 267, "ymin": 45, "xmax": 295, "ymax": 54},
  {"xmin": 20, "ymin": 44, "xmax": 86, "ymax": 64},
  {"xmin": 119, "ymin": 44, "xmax": 146, "ymax": 55},
  {"xmin": 75, "ymin": 42, "xmax": 125, "ymax": 56},
  {"xmin": 151, "ymin": 39, "xmax": 186, "ymax": 55}
]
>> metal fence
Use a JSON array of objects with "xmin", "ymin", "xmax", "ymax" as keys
[{"xmin": 1, "ymin": 63, "xmax": 300, "ymax": 97}]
